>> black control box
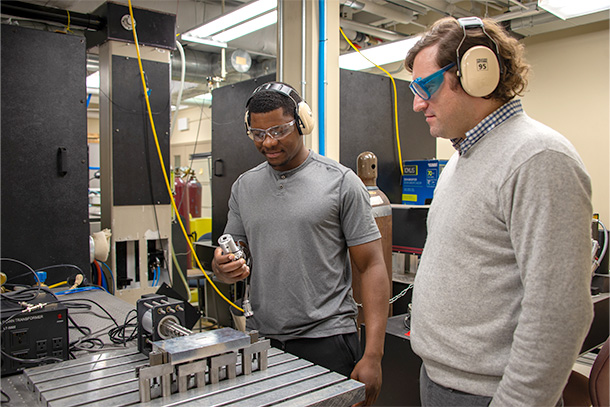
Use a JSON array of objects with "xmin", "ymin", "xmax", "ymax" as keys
[
  {"xmin": 1, "ymin": 291, "xmax": 69, "ymax": 375},
  {"xmin": 85, "ymin": 1, "xmax": 176, "ymax": 50}
]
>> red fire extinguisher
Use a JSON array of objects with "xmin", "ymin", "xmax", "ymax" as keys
[
  {"xmin": 174, "ymin": 169, "xmax": 189, "ymax": 221},
  {"xmin": 187, "ymin": 173, "xmax": 202, "ymax": 219}
]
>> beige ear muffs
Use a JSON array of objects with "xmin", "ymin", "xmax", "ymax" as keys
[
  {"xmin": 296, "ymin": 100, "xmax": 314, "ymax": 135},
  {"xmin": 245, "ymin": 82, "xmax": 315, "ymax": 136},
  {"xmin": 458, "ymin": 45, "xmax": 500, "ymax": 97}
]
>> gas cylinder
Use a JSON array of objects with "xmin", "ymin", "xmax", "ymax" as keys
[
  {"xmin": 187, "ymin": 172, "xmax": 202, "ymax": 219},
  {"xmin": 174, "ymin": 169, "xmax": 189, "ymax": 221},
  {"xmin": 352, "ymin": 151, "xmax": 393, "ymax": 327}
]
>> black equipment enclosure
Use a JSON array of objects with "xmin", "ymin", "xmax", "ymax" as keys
[
  {"xmin": 1, "ymin": 25, "xmax": 90, "ymax": 285},
  {"xmin": 85, "ymin": 1, "xmax": 176, "ymax": 51},
  {"xmin": 110, "ymin": 55, "xmax": 171, "ymax": 206}
]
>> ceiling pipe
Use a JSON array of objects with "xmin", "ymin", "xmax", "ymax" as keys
[
  {"xmin": 398, "ymin": 0, "xmax": 449, "ymax": 16},
  {"xmin": 171, "ymin": 48, "xmax": 214, "ymax": 83},
  {"xmin": 507, "ymin": 0, "xmax": 531, "ymax": 10},
  {"xmin": 340, "ymin": 18, "xmax": 406, "ymax": 41},
  {"xmin": 470, "ymin": 0, "xmax": 504, "ymax": 12},
  {"xmin": 514, "ymin": 11, "xmax": 563, "ymax": 26},
  {"xmin": 492, "ymin": 3, "xmax": 541, "ymax": 23},
  {"xmin": 87, "ymin": 48, "xmax": 276, "ymax": 85},
  {"xmin": 301, "ymin": 0, "xmax": 307, "ymax": 99},
  {"xmin": 390, "ymin": 0, "xmax": 429, "ymax": 14},
  {"xmin": 339, "ymin": 27, "xmax": 369, "ymax": 51},
  {"xmin": 171, "ymin": 49, "xmax": 275, "ymax": 83},
  {"xmin": 342, "ymin": 0, "xmax": 415, "ymax": 25},
  {"xmin": 0, "ymin": 0, "xmax": 104, "ymax": 30},
  {"xmin": 278, "ymin": 0, "xmax": 284, "ymax": 82},
  {"xmin": 396, "ymin": 0, "xmax": 471, "ymax": 17}
]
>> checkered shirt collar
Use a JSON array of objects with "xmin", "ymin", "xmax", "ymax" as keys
[{"xmin": 451, "ymin": 99, "xmax": 523, "ymax": 155}]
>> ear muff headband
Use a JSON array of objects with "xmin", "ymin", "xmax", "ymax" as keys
[
  {"xmin": 245, "ymin": 82, "xmax": 315, "ymax": 135},
  {"xmin": 456, "ymin": 17, "xmax": 501, "ymax": 97}
]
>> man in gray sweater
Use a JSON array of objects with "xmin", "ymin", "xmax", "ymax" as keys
[{"xmin": 404, "ymin": 17, "xmax": 594, "ymax": 406}]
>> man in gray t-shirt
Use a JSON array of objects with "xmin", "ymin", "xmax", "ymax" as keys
[{"xmin": 211, "ymin": 82, "xmax": 389, "ymax": 406}]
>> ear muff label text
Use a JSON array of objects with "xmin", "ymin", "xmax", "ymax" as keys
[{"xmin": 476, "ymin": 58, "xmax": 489, "ymax": 71}]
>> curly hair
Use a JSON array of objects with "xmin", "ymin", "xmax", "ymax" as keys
[
  {"xmin": 245, "ymin": 83, "xmax": 297, "ymax": 126},
  {"xmin": 405, "ymin": 17, "xmax": 530, "ymax": 103}
]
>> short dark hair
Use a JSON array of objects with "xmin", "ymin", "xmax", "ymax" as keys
[
  {"xmin": 246, "ymin": 87, "xmax": 296, "ymax": 125},
  {"xmin": 405, "ymin": 17, "xmax": 530, "ymax": 103}
]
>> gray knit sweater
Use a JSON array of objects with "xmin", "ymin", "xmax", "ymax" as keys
[{"xmin": 411, "ymin": 109, "xmax": 594, "ymax": 406}]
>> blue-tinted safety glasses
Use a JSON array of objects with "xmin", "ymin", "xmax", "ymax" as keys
[{"xmin": 410, "ymin": 62, "xmax": 456, "ymax": 100}]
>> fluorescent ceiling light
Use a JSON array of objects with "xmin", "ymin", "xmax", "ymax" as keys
[
  {"xmin": 192, "ymin": 93, "xmax": 213, "ymax": 103},
  {"xmin": 87, "ymin": 71, "xmax": 99, "ymax": 88},
  {"xmin": 181, "ymin": 34, "xmax": 227, "ymax": 48},
  {"xmin": 538, "ymin": 0, "xmax": 610, "ymax": 19},
  {"xmin": 339, "ymin": 36, "xmax": 420, "ymax": 71},
  {"xmin": 184, "ymin": 0, "xmax": 276, "ymax": 38},
  {"xmin": 212, "ymin": 11, "xmax": 277, "ymax": 43},
  {"xmin": 181, "ymin": 92, "xmax": 213, "ymax": 106},
  {"xmin": 171, "ymin": 105, "xmax": 191, "ymax": 112}
]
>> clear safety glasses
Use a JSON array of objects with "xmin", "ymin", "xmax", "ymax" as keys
[
  {"xmin": 247, "ymin": 120, "xmax": 296, "ymax": 142},
  {"xmin": 409, "ymin": 62, "xmax": 456, "ymax": 100}
]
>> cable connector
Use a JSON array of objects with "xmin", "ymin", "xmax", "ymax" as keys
[
  {"xmin": 218, "ymin": 234, "xmax": 245, "ymax": 261},
  {"xmin": 19, "ymin": 302, "xmax": 47, "ymax": 312},
  {"xmin": 70, "ymin": 274, "xmax": 84, "ymax": 290},
  {"xmin": 242, "ymin": 299, "xmax": 253, "ymax": 318}
]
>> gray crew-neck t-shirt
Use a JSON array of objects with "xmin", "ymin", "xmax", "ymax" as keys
[{"xmin": 224, "ymin": 150, "xmax": 381, "ymax": 340}]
